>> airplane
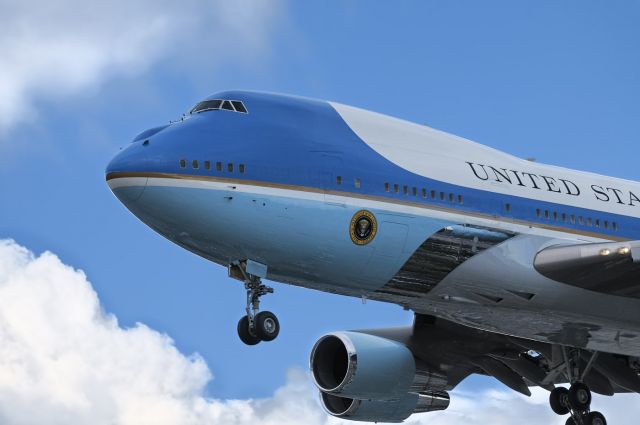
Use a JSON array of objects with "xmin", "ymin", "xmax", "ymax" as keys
[{"xmin": 106, "ymin": 91, "xmax": 640, "ymax": 425}]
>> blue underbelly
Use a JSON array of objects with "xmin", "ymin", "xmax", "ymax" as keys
[{"xmin": 116, "ymin": 183, "xmax": 453, "ymax": 296}]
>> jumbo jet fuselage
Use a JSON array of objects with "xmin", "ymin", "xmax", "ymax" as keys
[
  {"xmin": 107, "ymin": 91, "xmax": 640, "ymax": 423},
  {"xmin": 106, "ymin": 91, "xmax": 640, "ymax": 357}
]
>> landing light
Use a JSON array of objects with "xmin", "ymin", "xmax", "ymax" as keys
[
  {"xmin": 618, "ymin": 247, "xmax": 631, "ymax": 255},
  {"xmin": 599, "ymin": 249, "xmax": 611, "ymax": 256}
]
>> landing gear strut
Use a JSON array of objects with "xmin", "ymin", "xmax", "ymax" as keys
[
  {"xmin": 548, "ymin": 349, "xmax": 606, "ymax": 425},
  {"xmin": 229, "ymin": 260, "xmax": 280, "ymax": 345}
]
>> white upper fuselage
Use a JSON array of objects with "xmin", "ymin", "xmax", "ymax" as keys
[{"xmin": 333, "ymin": 101, "xmax": 640, "ymax": 224}]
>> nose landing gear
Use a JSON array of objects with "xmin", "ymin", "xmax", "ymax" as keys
[
  {"xmin": 236, "ymin": 280, "xmax": 280, "ymax": 345},
  {"xmin": 229, "ymin": 260, "xmax": 280, "ymax": 345},
  {"xmin": 548, "ymin": 350, "xmax": 606, "ymax": 425}
]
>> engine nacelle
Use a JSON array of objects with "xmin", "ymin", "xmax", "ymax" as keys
[
  {"xmin": 310, "ymin": 331, "xmax": 444, "ymax": 399},
  {"xmin": 319, "ymin": 391, "xmax": 450, "ymax": 423}
]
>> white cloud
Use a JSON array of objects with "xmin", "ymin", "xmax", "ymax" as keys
[
  {"xmin": 421, "ymin": 387, "xmax": 640, "ymax": 425},
  {"xmin": 0, "ymin": 239, "xmax": 636, "ymax": 425},
  {"xmin": 0, "ymin": 0, "xmax": 283, "ymax": 134}
]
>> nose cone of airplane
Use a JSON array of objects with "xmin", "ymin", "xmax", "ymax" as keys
[{"xmin": 105, "ymin": 141, "xmax": 150, "ymax": 205}]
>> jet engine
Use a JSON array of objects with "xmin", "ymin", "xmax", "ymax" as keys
[
  {"xmin": 320, "ymin": 391, "xmax": 449, "ymax": 423},
  {"xmin": 310, "ymin": 331, "xmax": 449, "ymax": 422}
]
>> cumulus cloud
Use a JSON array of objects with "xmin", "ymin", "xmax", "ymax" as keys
[
  {"xmin": 0, "ymin": 239, "xmax": 322, "ymax": 425},
  {"xmin": 0, "ymin": 239, "xmax": 636, "ymax": 425},
  {"xmin": 0, "ymin": 0, "xmax": 283, "ymax": 133}
]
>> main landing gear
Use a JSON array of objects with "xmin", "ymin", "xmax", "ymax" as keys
[
  {"xmin": 229, "ymin": 260, "xmax": 280, "ymax": 345},
  {"xmin": 548, "ymin": 349, "xmax": 606, "ymax": 425}
]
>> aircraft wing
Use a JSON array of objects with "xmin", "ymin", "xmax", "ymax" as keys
[
  {"xmin": 534, "ymin": 240, "xmax": 640, "ymax": 298},
  {"xmin": 368, "ymin": 315, "xmax": 640, "ymax": 397},
  {"xmin": 312, "ymin": 314, "xmax": 640, "ymax": 411}
]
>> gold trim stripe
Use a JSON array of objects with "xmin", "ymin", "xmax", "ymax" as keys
[{"xmin": 105, "ymin": 171, "xmax": 628, "ymax": 242}]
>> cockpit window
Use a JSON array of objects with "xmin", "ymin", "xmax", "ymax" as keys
[
  {"xmin": 221, "ymin": 100, "xmax": 234, "ymax": 111},
  {"xmin": 190, "ymin": 99, "xmax": 248, "ymax": 114},
  {"xmin": 231, "ymin": 101, "xmax": 247, "ymax": 113},
  {"xmin": 190, "ymin": 99, "xmax": 222, "ymax": 114}
]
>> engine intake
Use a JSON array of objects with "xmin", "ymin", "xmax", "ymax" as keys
[{"xmin": 310, "ymin": 331, "xmax": 446, "ymax": 399}]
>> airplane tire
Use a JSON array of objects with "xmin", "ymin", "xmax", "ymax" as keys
[
  {"xmin": 550, "ymin": 387, "xmax": 570, "ymax": 415},
  {"xmin": 568, "ymin": 383, "xmax": 591, "ymax": 411},
  {"xmin": 255, "ymin": 311, "xmax": 280, "ymax": 341},
  {"xmin": 237, "ymin": 316, "xmax": 261, "ymax": 345},
  {"xmin": 565, "ymin": 417, "xmax": 577, "ymax": 425},
  {"xmin": 586, "ymin": 412, "xmax": 606, "ymax": 425}
]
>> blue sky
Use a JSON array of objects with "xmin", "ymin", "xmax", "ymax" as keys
[{"xmin": 1, "ymin": 1, "xmax": 640, "ymax": 421}]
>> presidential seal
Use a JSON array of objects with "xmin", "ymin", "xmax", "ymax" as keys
[{"xmin": 349, "ymin": 210, "xmax": 377, "ymax": 245}]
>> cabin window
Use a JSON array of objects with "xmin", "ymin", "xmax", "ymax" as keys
[
  {"xmin": 336, "ymin": 176, "xmax": 342, "ymax": 185},
  {"xmin": 440, "ymin": 192, "xmax": 445, "ymax": 201},
  {"xmin": 179, "ymin": 159, "xmax": 186, "ymax": 168},
  {"xmin": 536, "ymin": 208, "xmax": 541, "ymax": 218},
  {"xmin": 604, "ymin": 220, "xmax": 609, "ymax": 229},
  {"xmin": 613, "ymin": 222, "xmax": 618, "ymax": 231},
  {"xmin": 394, "ymin": 184, "xmax": 399, "ymax": 193},
  {"xmin": 239, "ymin": 164, "xmax": 245, "ymax": 173},
  {"xmin": 553, "ymin": 212, "xmax": 558, "ymax": 221},
  {"xmin": 384, "ymin": 182, "xmax": 390, "ymax": 192},
  {"xmin": 412, "ymin": 187, "xmax": 418, "ymax": 196},
  {"xmin": 561, "ymin": 213, "xmax": 567, "ymax": 222},
  {"xmin": 216, "ymin": 161, "xmax": 222, "ymax": 171},
  {"xmin": 204, "ymin": 160, "xmax": 211, "ymax": 170},
  {"xmin": 227, "ymin": 163, "xmax": 233, "ymax": 172},
  {"xmin": 579, "ymin": 216, "xmax": 584, "ymax": 225},
  {"xmin": 505, "ymin": 203, "xmax": 511, "ymax": 212},
  {"xmin": 587, "ymin": 218, "xmax": 593, "ymax": 226},
  {"xmin": 458, "ymin": 195, "xmax": 463, "ymax": 204},
  {"xmin": 422, "ymin": 188, "xmax": 427, "ymax": 198},
  {"xmin": 449, "ymin": 193, "xmax": 454, "ymax": 203},
  {"xmin": 431, "ymin": 190, "xmax": 436, "ymax": 199},
  {"xmin": 192, "ymin": 160, "xmax": 199, "ymax": 169},
  {"xmin": 403, "ymin": 185, "xmax": 408, "ymax": 195},
  {"xmin": 355, "ymin": 178, "xmax": 361, "ymax": 189},
  {"xmin": 545, "ymin": 210, "xmax": 550, "ymax": 219},
  {"xmin": 570, "ymin": 214, "xmax": 575, "ymax": 224},
  {"xmin": 595, "ymin": 219, "xmax": 600, "ymax": 228}
]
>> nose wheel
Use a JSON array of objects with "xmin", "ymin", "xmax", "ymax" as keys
[
  {"xmin": 237, "ymin": 281, "xmax": 280, "ymax": 345},
  {"xmin": 253, "ymin": 311, "xmax": 280, "ymax": 341},
  {"xmin": 229, "ymin": 261, "xmax": 280, "ymax": 345}
]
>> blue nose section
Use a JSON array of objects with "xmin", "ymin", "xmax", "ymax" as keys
[
  {"xmin": 106, "ymin": 139, "xmax": 149, "ymax": 175},
  {"xmin": 106, "ymin": 141, "xmax": 150, "ymax": 204}
]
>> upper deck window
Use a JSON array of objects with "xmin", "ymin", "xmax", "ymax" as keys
[{"xmin": 190, "ymin": 99, "xmax": 248, "ymax": 114}]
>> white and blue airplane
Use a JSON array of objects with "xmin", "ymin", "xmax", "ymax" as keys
[{"xmin": 107, "ymin": 91, "xmax": 640, "ymax": 425}]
